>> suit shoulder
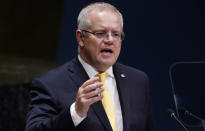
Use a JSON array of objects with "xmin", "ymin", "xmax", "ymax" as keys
[
  {"xmin": 115, "ymin": 63, "xmax": 148, "ymax": 78},
  {"xmin": 34, "ymin": 59, "xmax": 74, "ymax": 83}
]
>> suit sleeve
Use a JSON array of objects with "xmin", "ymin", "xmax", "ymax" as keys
[
  {"xmin": 25, "ymin": 79, "xmax": 76, "ymax": 131},
  {"xmin": 145, "ymin": 75, "xmax": 155, "ymax": 131}
]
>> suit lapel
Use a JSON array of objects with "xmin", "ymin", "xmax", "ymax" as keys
[
  {"xmin": 113, "ymin": 63, "xmax": 130, "ymax": 131},
  {"xmin": 67, "ymin": 58, "xmax": 89, "ymax": 88},
  {"xmin": 67, "ymin": 58, "xmax": 112, "ymax": 131},
  {"xmin": 91, "ymin": 101, "xmax": 113, "ymax": 131}
]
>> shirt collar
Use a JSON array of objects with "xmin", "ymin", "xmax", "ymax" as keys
[{"xmin": 78, "ymin": 55, "xmax": 114, "ymax": 78}]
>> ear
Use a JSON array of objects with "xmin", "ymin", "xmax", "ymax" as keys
[{"xmin": 76, "ymin": 30, "xmax": 85, "ymax": 47}]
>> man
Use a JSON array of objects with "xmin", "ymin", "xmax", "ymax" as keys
[{"xmin": 26, "ymin": 2, "xmax": 155, "ymax": 131}]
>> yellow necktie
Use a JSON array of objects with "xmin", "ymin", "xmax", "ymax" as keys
[{"xmin": 96, "ymin": 72, "xmax": 118, "ymax": 131}]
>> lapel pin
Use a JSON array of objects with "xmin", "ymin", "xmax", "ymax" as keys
[{"xmin": 120, "ymin": 74, "xmax": 125, "ymax": 78}]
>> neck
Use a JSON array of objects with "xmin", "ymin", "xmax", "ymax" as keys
[{"xmin": 79, "ymin": 54, "xmax": 109, "ymax": 73}]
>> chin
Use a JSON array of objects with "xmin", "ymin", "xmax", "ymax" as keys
[{"xmin": 100, "ymin": 59, "xmax": 116, "ymax": 67}]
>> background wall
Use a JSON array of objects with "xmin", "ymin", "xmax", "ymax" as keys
[
  {"xmin": 1, "ymin": 0, "xmax": 205, "ymax": 130},
  {"xmin": 57, "ymin": 0, "xmax": 205, "ymax": 130},
  {"xmin": 0, "ymin": 0, "xmax": 62, "ymax": 60}
]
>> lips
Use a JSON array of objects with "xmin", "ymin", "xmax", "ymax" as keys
[{"xmin": 100, "ymin": 48, "xmax": 113, "ymax": 54}]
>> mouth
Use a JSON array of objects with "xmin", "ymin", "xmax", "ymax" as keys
[{"xmin": 100, "ymin": 48, "xmax": 113, "ymax": 54}]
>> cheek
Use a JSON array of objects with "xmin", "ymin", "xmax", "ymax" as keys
[
  {"xmin": 87, "ymin": 42, "xmax": 99, "ymax": 54},
  {"xmin": 115, "ymin": 44, "xmax": 121, "ymax": 55},
  {"xmin": 90, "ymin": 41, "xmax": 101, "ymax": 53}
]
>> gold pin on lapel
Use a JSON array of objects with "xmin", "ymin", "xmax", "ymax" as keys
[{"xmin": 120, "ymin": 74, "xmax": 125, "ymax": 78}]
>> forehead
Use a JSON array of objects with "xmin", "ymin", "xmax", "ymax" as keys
[{"xmin": 88, "ymin": 9, "xmax": 122, "ymax": 31}]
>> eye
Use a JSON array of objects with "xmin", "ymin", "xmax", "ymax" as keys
[
  {"xmin": 112, "ymin": 32, "xmax": 121, "ymax": 37},
  {"xmin": 94, "ymin": 32, "xmax": 106, "ymax": 38}
]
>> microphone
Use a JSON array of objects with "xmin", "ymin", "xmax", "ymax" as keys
[
  {"xmin": 168, "ymin": 108, "xmax": 189, "ymax": 131},
  {"xmin": 179, "ymin": 107, "xmax": 205, "ymax": 131}
]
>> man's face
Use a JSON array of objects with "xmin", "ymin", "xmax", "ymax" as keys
[{"xmin": 78, "ymin": 10, "xmax": 122, "ymax": 72}]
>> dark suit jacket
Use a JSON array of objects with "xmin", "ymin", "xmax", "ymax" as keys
[{"xmin": 25, "ymin": 58, "xmax": 155, "ymax": 131}]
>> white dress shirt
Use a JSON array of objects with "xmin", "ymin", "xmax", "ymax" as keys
[{"xmin": 70, "ymin": 55, "xmax": 123, "ymax": 131}]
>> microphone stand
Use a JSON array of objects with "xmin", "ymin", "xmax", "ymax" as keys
[
  {"xmin": 180, "ymin": 107, "xmax": 205, "ymax": 131},
  {"xmin": 189, "ymin": 112, "xmax": 205, "ymax": 131},
  {"xmin": 168, "ymin": 109, "xmax": 189, "ymax": 131}
]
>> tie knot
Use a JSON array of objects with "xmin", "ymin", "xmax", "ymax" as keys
[{"xmin": 96, "ymin": 72, "xmax": 107, "ymax": 82}]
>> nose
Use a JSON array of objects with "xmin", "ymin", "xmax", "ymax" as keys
[{"xmin": 103, "ymin": 32, "xmax": 114, "ymax": 43}]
